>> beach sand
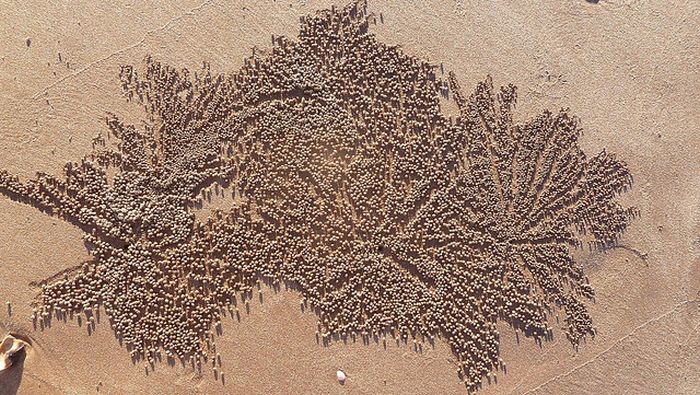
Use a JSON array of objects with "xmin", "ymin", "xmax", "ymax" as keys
[{"xmin": 1, "ymin": 1, "xmax": 699, "ymax": 394}]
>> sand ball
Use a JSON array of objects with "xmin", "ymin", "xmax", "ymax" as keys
[{"xmin": 336, "ymin": 369, "xmax": 346, "ymax": 383}]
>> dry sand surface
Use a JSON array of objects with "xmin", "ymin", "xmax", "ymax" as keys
[{"xmin": 1, "ymin": 0, "xmax": 699, "ymax": 394}]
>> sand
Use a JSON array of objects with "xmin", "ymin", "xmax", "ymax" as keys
[{"xmin": 0, "ymin": 1, "xmax": 698, "ymax": 394}]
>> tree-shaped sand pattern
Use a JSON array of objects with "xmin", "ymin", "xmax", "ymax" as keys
[{"xmin": 0, "ymin": 1, "xmax": 635, "ymax": 390}]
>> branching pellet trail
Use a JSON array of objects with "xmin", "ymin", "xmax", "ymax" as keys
[{"xmin": 0, "ymin": 1, "xmax": 636, "ymax": 391}]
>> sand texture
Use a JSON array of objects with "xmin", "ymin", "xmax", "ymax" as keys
[{"xmin": 1, "ymin": 1, "xmax": 699, "ymax": 394}]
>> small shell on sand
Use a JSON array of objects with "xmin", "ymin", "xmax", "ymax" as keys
[
  {"xmin": 0, "ymin": 334, "xmax": 27, "ymax": 371},
  {"xmin": 336, "ymin": 369, "xmax": 346, "ymax": 383}
]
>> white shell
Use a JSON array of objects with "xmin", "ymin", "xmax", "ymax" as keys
[
  {"xmin": 0, "ymin": 334, "xmax": 27, "ymax": 371},
  {"xmin": 336, "ymin": 369, "xmax": 347, "ymax": 383}
]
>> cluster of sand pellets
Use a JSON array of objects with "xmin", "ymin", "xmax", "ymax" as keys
[{"xmin": 0, "ymin": 1, "xmax": 636, "ymax": 390}]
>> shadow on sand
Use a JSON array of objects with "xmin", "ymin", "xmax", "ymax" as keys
[{"xmin": 0, "ymin": 346, "xmax": 27, "ymax": 395}]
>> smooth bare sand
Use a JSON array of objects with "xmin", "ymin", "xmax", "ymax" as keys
[{"xmin": 1, "ymin": 1, "xmax": 698, "ymax": 394}]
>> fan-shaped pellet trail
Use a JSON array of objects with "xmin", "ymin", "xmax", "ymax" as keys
[{"xmin": 0, "ymin": 1, "xmax": 635, "ymax": 391}]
